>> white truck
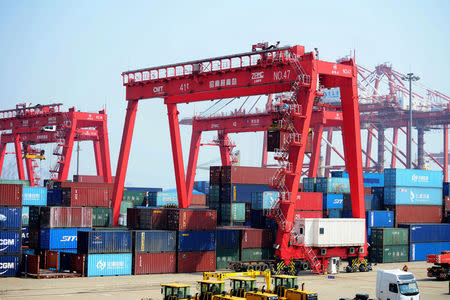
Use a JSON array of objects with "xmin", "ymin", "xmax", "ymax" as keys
[{"xmin": 376, "ymin": 269, "xmax": 420, "ymax": 300}]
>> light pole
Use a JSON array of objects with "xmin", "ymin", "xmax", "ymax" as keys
[{"xmin": 401, "ymin": 73, "xmax": 420, "ymax": 169}]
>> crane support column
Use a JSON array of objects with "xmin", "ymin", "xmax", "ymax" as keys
[
  {"xmin": 365, "ymin": 128, "xmax": 373, "ymax": 170},
  {"xmin": 98, "ymin": 118, "xmax": 112, "ymax": 183},
  {"xmin": 417, "ymin": 125, "xmax": 425, "ymax": 169},
  {"xmin": 0, "ymin": 142, "xmax": 6, "ymax": 177},
  {"xmin": 14, "ymin": 135, "xmax": 25, "ymax": 180},
  {"xmin": 93, "ymin": 140, "xmax": 104, "ymax": 177},
  {"xmin": 324, "ymin": 128, "xmax": 333, "ymax": 177},
  {"xmin": 186, "ymin": 129, "xmax": 202, "ymax": 205},
  {"xmin": 377, "ymin": 126, "xmax": 385, "ymax": 173},
  {"xmin": 218, "ymin": 131, "xmax": 231, "ymax": 166},
  {"xmin": 391, "ymin": 127, "xmax": 399, "ymax": 168},
  {"xmin": 444, "ymin": 125, "xmax": 448, "ymax": 182},
  {"xmin": 262, "ymin": 131, "xmax": 268, "ymax": 167},
  {"xmin": 406, "ymin": 123, "xmax": 411, "ymax": 168},
  {"xmin": 167, "ymin": 103, "xmax": 189, "ymax": 208},
  {"xmin": 23, "ymin": 144, "xmax": 35, "ymax": 186},
  {"xmin": 58, "ymin": 120, "xmax": 78, "ymax": 182},
  {"xmin": 111, "ymin": 100, "xmax": 139, "ymax": 226},
  {"xmin": 308, "ymin": 125, "xmax": 323, "ymax": 177}
]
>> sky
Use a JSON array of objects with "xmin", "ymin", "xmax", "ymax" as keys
[{"xmin": 0, "ymin": 1, "xmax": 449, "ymax": 188}]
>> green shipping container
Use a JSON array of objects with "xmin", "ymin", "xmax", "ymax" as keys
[
  {"xmin": 370, "ymin": 228, "xmax": 409, "ymax": 246},
  {"xmin": 216, "ymin": 248, "xmax": 240, "ymax": 269},
  {"xmin": 92, "ymin": 207, "xmax": 112, "ymax": 227},
  {"xmin": 120, "ymin": 200, "xmax": 134, "ymax": 214},
  {"xmin": 240, "ymin": 248, "xmax": 274, "ymax": 261},
  {"xmin": 369, "ymin": 245, "xmax": 409, "ymax": 263},
  {"xmin": 220, "ymin": 203, "xmax": 246, "ymax": 222},
  {"xmin": 0, "ymin": 179, "xmax": 30, "ymax": 186},
  {"xmin": 123, "ymin": 190, "xmax": 147, "ymax": 206},
  {"xmin": 209, "ymin": 185, "xmax": 220, "ymax": 203}
]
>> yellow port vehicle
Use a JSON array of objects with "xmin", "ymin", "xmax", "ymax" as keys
[
  {"xmin": 161, "ymin": 283, "xmax": 192, "ymax": 300},
  {"xmin": 271, "ymin": 275, "xmax": 317, "ymax": 300}
]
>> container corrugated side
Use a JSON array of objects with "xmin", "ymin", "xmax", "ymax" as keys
[
  {"xmin": 92, "ymin": 207, "xmax": 112, "ymax": 227},
  {"xmin": 384, "ymin": 168, "xmax": 443, "ymax": 188},
  {"xmin": 177, "ymin": 231, "xmax": 216, "ymax": 252},
  {"xmin": 77, "ymin": 231, "xmax": 131, "ymax": 254},
  {"xmin": 388, "ymin": 205, "xmax": 443, "ymax": 226},
  {"xmin": 40, "ymin": 207, "xmax": 93, "ymax": 228},
  {"xmin": 177, "ymin": 251, "xmax": 216, "ymax": 273},
  {"xmin": 384, "ymin": 187, "xmax": 442, "ymax": 206},
  {"xmin": 240, "ymin": 228, "xmax": 275, "ymax": 248},
  {"xmin": 46, "ymin": 189, "xmax": 62, "ymax": 206},
  {"xmin": 0, "ymin": 255, "xmax": 20, "ymax": 277},
  {"xmin": 302, "ymin": 178, "xmax": 315, "ymax": 192},
  {"xmin": 133, "ymin": 252, "xmax": 176, "ymax": 274},
  {"xmin": 220, "ymin": 184, "xmax": 274, "ymax": 203},
  {"xmin": 315, "ymin": 177, "xmax": 350, "ymax": 194},
  {"xmin": 0, "ymin": 207, "xmax": 22, "ymax": 230},
  {"xmin": 341, "ymin": 172, "xmax": 384, "ymax": 187},
  {"xmin": 220, "ymin": 203, "xmax": 246, "ymax": 222},
  {"xmin": 216, "ymin": 228, "xmax": 240, "ymax": 249},
  {"xmin": 40, "ymin": 228, "xmax": 91, "ymax": 249},
  {"xmin": 22, "ymin": 187, "xmax": 47, "ymax": 206},
  {"xmin": 133, "ymin": 230, "xmax": 176, "ymax": 253},
  {"xmin": 369, "ymin": 245, "xmax": 408, "ymax": 263},
  {"xmin": 0, "ymin": 231, "xmax": 21, "ymax": 254},
  {"xmin": 221, "ymin": 166, "xmax": 276, "ymax": 185},
  {"xmin": 216, "ymin": 248, "xmax": 239, "ymax": 269},
  {"xmin": 366, "ymin": 211, "xmax": 394, "ymax": 228},
  {"xmin": 240, "ymin": 248, "xmax": 273, "ymax": 261},
  {"xmin": 167, "ymin": 209, "xmax": 217, "ymax": 231},
  {"xmin": 251, "ymin": 191, "xmax": 278, "ymax": 210},
  {"xmin": 370, "ymin": 228, "xmax": 408, "ymax": 246},
  {"xmin": 398, "ymin": 224, "xmax": 450, "ymax": 243},
  {"xmin": 409, "ymin": 242, "xmax": 450, "ymax": 261},
  {"xmin": 0, "ymin": 184, "xmax": 22, "ymax": 206},
  {"xmin": 86, "ymin": 253, "xmax": 132, "ymax": 277}
]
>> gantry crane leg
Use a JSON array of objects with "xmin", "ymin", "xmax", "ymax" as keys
[{"xmin": 14, "ymin": 135, "xmax": 25, "ymax": 180}]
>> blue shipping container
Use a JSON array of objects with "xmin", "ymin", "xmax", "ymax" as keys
[
  {"xmin": 322, "ymin": 194, "xmax": 344, "ymax": 210},
  {"xmin": 216, "ymin": 228, "xmax": 239, "ymax": 249},
  {"xmin": 221, "ymin": 184, "xmax": 274, "ymax": 203},
  {"xmin": 86, "ymin": 253, "xmax": 132, "ymax": 277},
  {"xmin": 0, "ymin": 207, "xmax": 22, "ymax": 230},
  {"xmin": 251, "ymin": 191, "xmax": 279, "ymax": 210},
  {"xmin": 149, "ymin": 191, "xmax": 178, "ymax": 206},
  {"xmin": 366, "ymin": 211, "xmax": 394, "ymax": 228},
  {"xmin": 0, "ymin": 255, "xmax": 20, "ymax": 277},
  {"xmin": 384, "ymin": 187, "xmax": 442, "ymax": 206},
  {"xmin": 443, "ymin": 182, "xmax": 450, "ymax": 196},
  {"xmin": 22, "ymin": 206, "xmax": 29, "ymax": 227},
  {"xmin": 341, "ymin": 172, "xmax": 384, "ymax": 187},
  {"xmin": 365, "ymin": 194, "xmax": 382, "ymax": 210},
  {"xmin": 178, "ymin": 231, "xmax": 216, "ymax": 252},
  {"xmin": 46, "ymin": 189, "xmax": 62, "ymax": 206},
  {"xmin": 22, "ymin": 187, "xmax": 47, "ymax": 206},
  {"xmin": 316, "ymin": 177, "xmax": 350, "ymax": 194},
  {"xmin": 77, "ymin": 231, "xmax": 131, "ymax": 254},
  {"xmin": 133, "ymin": 230, "xmax": 176, "ymax": 253},
  {"xmin": 0, "ymin": 231, "xmax": 21, "ymax": 254},
  {"xmin": 21, "ymin": 227, "xmax": 29, "ymax": 246},
  {"xmin": 409, "ymin": 242, "xmax": 450, "ymax": 261},
  {"xmin": 194, "ymin": 181, "xmax": 210, "ymax": 195},
  {"xmin": 328, "ymin": 209, "xmax": 343, "ymax": 218},
  {"xmin": 398, "ymin": 224, "xmax": 450, "ymax": 243},
  {"xmin": 384, "ymin": 169, "xmax": 443, "ymax": 188},
  {"xmin": 342, "ymin": 210, "xmax": 353, "ymax": 218},
  {"xmin": 302, "ymin": 178, "xmax": 315, "ymax": 192},
  {"xmin": 40, "ymin": 228, "xmax": 91, "ymax": 249}
]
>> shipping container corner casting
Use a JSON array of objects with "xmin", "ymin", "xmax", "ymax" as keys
[{"xmin": 111, "ymin": 43, "xmax": 366, "ymax": 274}]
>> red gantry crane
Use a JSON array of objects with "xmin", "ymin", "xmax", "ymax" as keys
[
  {"xmin": 0, "ymin": 103, "xmax": 112, "ymax": 185},
  {"xmin": 112, "ymin": 43, "xmax": 366, "ymax": 273}
]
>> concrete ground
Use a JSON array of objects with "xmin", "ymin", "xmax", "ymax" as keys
[{"xmin": 0, "ymin": 261, "xmax": 448, "ymax": 300}]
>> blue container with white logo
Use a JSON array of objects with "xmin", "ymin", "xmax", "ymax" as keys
[
  {"xmin": 323, "ymin": 194, "xmax": 344, "ymax": 210},
  {"xmin": 316, "ymin": 177, "xmax": 350, "ymax": 194},
  {"xmin": 86, "ymin": 253, "xmax": 132, "ymax": 277},
  {"xmin": 132, "ymin": 230, "xmax": 176, "ymax": 253},
  {"xmin": 40, "ymin": 228, "xmax": 91, "ymax": 249},
  {"xmin": 77, "ymin": 231, "xmax": 131, "ymax": 254},
  {"xmin": 366, "ymin": 211, "xmax": 394, "ymax": 228},
  {"xmin": 0, "ymin": 207, "xmax": 21, "ymax": 230},
  {"xmin": 178, "ymin": 231, "xmax": 216, "ymax": 252},
  {"xmin": 148, "ymin": 191, "xmax": 178, "ymax": 206},
  {"xmin": 384, "ymin": 168, "xmax": 443, "ymax": 188},
  {"xmin": 251, "ymin": 191, "xmax": 279, "ymax": 210},
  {"xmin": 384, "ymin": 187, "xmax": 442, "ymax": 206},
  {"xmin": 0, "ymin": 255, "xmax": 20, "ymax": 277},
  {"xmin": 22, "ymin": 187, "xmax": 47, "ymax": 206},
  {"xmin": 398, "ymin": 224, "xmax": 450, "ymax": 243},
  {"xmin": 216, "ymin": 228, "xmax": 239, "ymax": 249},
  {"xmin": 46, "ymin": 189, "xmax": 62, "ymax": 206},
  {"xmin": 0, "ymin": 231, "xmax": 21, "ymax": 254},
  {"xmin": 21, "ymin": 227, "xmax": 29, "ymax": 246},
  {"xmin": 409, "ymin": 242, "xmax": 450, "ymax": 261}
]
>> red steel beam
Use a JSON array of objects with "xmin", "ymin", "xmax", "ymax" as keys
[
  {"xmin": 14, "ymin": 135, "xmax": 25, "ymax": 180},
  {"xmin": 308, "ymin": 125, "xmax": 323, "ymax": 177},
  {"xmin": 324, "ymin": 128, "xmax": 333, "ymax": 177},
  {"xmin": 391, "ymin": 127, "xmax": 399, "ymax": 168}
]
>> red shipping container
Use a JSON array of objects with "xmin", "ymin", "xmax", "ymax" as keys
[
  {"xmin": 167, "ymin": 209, "xmax": 217, "ymax": 231},
  {"xmin": 445, "ymin": 196, "xmax": 450, "ymax": 211},
  {"xmin": 191, "ymin": 194, "xmax": 206, "ymax": 206},
  {"xmin": 294, "ymin": 210, "xmax": 323, "ymax": 219},
  {"xmin": 294, "ymin": 193, "xmax": 322, "ymax": 211},
  {"xmin": 209, "ymin": 166, "xmax": 222, "ymax": 185},
  {"xmin": 387, "ymin": 205, "xmax": 443, "ymax": 226},
  {"xmin": 40, "ymin": 207, "xmax": 93, "ymax": 228},
  {"xmin": 134, "ymin": 252, "xmax": 176, "ymax": 274},
  {"xmin": 177, "ymin": 251, "xmax": 215, "ymax": 273},
  {"xmin": 73, "ymin": 175, "xmax": 116, "ymax": 183},
  {"xmin": 0, "ymin": 184, "xmax": 22, "ymax": 206},
  {"xmin": 62, "ymin": 187, "xmax": 111, "ymax": 207},
  {"xmin": 221, "ymin": 166, "xmax": 277, "ymax": 185},
  {"xmin": 240, "ymin": 228, "xmax": 275, "ymax": 249}
]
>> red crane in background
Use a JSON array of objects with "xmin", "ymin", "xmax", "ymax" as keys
[
  {"xmin": 112, "ymin": 44, "xmax": 365, "ymax": 273},
  {"xmin": 0, "ymin": 103, "xmax": 112, "ymax": 185}
]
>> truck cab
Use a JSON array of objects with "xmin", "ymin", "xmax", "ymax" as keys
[
  {"xmin": 376, "ymin": 270, "xmax": 420, "ymax": 300},
  {"xmin": 161, "ymin": 283, "xmax": 192, "ymax": 300}
]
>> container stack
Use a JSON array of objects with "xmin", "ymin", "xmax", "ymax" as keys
[
  {"xmin": 77, "ymin": 230, "xmax": 132, "ymax": 277},
  {"xmin": 0, "ymin": 205, "xmax": 22, "ymax": 277},
  {"xmin": 366, "ymin": 210, "xmax": 394, "ymax": 247},
  {"xmin": 369, "ymin": 228, "xmax": 409, "ymax": 263},
  {"xmin": 322, "ymin": 194, "xmax": 343, "ymax": 218},
  {"xmin": 215, "ymin": 228, "xmax": 240, "ymax": 269},
  {"xmin": 384, "ymin": 169, "xmax": 443, "ymax": 226},
  {"xmin": 239, "ymin": 228, "xmax": 274, "ymax": 262},
  {"xmin": 399, "ymin": 224, "xmax": 450, "ymax": 261},
  {"xmin": 443, "ymin": 182, "xmax": 450, "ymax": 223}
]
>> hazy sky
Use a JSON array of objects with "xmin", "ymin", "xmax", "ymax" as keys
[{"xmin": 0, "ymin": 1, "xmax": 449, "ymax": 188}]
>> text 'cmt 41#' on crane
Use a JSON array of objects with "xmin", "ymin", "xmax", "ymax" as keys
[{"xmin": 113, "ymin": 42, "xmax": 368, "ymax": 275}]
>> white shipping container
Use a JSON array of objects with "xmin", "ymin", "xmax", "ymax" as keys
[{"xmin": 295, "ymin": 218, "xmax": 365, "ymax": 247}]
